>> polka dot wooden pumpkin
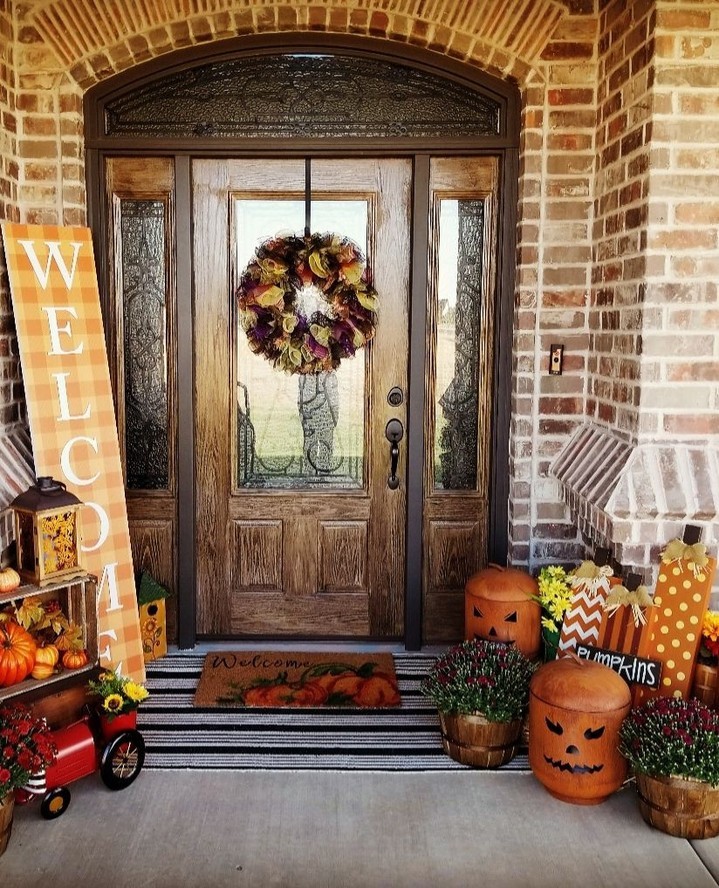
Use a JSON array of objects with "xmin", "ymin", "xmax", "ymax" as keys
[
  {"xmin": 529, "ymin": 657, "xmax": 631, "ymax": 805},
  {"xmin": 464, "ymin": 565, "xmax": 541, "ymax": 658}
]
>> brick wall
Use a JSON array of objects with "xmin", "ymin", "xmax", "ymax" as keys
[
  {"xmin": 0, "ymin": 0, "xmax": 718, "ymax": 587},
  {"xmin": 642, "ymin": 2, "xmax": 719, "ymax": 442},
  {"xmin": 0, "ymin": 0, "xmax": 20, "ymax": 434},
  {"xmin": 590, "ymin": 0, "xmax": 653, "ymax": 440},
  {"xmin": 510, "ymin": 9, "xmax": 599, "ymax": 569}
]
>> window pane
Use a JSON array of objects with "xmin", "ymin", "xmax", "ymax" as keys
[
  {"xmin": 120, "ymin": 199, "xmax": 169, "ymax": 491},
  {"xmin": 235, "ymin": 199, "xmax": 368, "ymax": 490},
  {"xmin": 434, "ymin": 199, "xmax": 485, "ymax": 491}
]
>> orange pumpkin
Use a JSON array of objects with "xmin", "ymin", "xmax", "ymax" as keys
[
  {"xmin": 0, "ymin": 567, "xmax": 21, "ymax": 593},
  {"xmin": 528, "ymin": 657, "xmax": 631, "ymax": 805},
  {"xmin": 62, "ymin": 648, "xmax": 89, "ymax": 670},
  {"xmin": 0, "ymin": 620, "xmax": 37, "ymax": 686},
  {"xmin": 465, "ymin": 564, "xmax": 541, "ymax": 658},
  {"xmin": 352, "ymin": 673, "xmax": 401, "ymax": 706},
  {"xmin": 32, "ymin": 643, "xmax": 60, "ymax": 680}
]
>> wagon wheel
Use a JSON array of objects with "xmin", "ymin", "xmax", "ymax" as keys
[
  {"xmin": 100, "ymin": 729, "xmax": 145, "ymax": 791},
  {"xmin": 41, "ymin": 786, "xmax": 71, "ymax": 819}
]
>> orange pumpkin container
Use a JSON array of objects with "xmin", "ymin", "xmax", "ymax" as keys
[
  {"xmin": 529, "ymin": 657, "xmax": 631, "ymax": 805},
  {"xmin": 464, "ymin": 564, "xmax": 541, "ymax": 659}
]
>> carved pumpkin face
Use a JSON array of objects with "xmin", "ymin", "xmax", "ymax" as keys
[
  {"xmin": 464, "ymin": 566, "xmax": 541, "ymax": 658},
  {"xmin": 528, "ymin": 659, "xmax": 632, "ymax": 805}
]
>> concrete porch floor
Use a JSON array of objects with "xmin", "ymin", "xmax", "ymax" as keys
[{"xmin": 3, "ymin": 769, "xmax": 719, "ymax": 888}]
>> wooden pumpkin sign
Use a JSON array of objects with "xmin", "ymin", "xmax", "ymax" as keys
[
  {"xmin": 464, "ymin": 564, "xmax": 541, "ymax": 658},
  {"xmin": 529, "ymin": 656, "xmax": 631, "ymax": 805}
]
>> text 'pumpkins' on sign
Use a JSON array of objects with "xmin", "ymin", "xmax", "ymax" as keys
[{"xmin": 1, "ymin": 223, "xmax": 144, "ymax": 681}]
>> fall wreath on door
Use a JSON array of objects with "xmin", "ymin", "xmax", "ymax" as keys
[{"xmin": 236, "ymin": 232, "xmax": 378, "ymax": 375}]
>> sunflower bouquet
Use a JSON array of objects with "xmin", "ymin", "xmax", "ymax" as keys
[
  {"xmin": 535, "ymin": 565, "xmax": 574, "ymax": 660},
  {"xmin": 87, "ymin": 671, "xmax": 149, "ymax": 721}
]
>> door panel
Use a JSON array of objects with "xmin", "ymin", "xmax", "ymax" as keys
[
  {"xmin": 422, "ymin": 157, "xmax": 499, "ymax": 642},
  {"xmin": 193, "ymin": 158, "xmax": 411, "ymax": 637}
]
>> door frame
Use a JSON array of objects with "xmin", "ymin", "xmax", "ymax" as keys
[{"xmin": 85, "ymin": 34, "xmax": 520, "ymax": 650}]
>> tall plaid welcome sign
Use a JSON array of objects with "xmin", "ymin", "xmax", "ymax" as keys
[{"xmin": 2, "ymin": 223, "xmax": 144, "ymax": 681}]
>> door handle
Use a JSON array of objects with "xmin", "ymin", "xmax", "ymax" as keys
[{"xmin": 385, "ymin": 418, "xmax": 404, "ymax": 490}]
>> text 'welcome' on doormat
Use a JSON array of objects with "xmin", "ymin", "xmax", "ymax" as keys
[{"xmin": 193, "ymin": 651, "xmax": 401, "ymax": 708}]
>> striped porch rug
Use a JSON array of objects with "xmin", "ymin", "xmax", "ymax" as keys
[{"xmin": 138, "ymin": 651, "xmax": 530, "ymax": 771}]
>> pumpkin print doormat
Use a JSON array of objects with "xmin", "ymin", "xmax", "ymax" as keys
[{"xmin": 193, "ymin": 652, "xmax": 401, "ymax": 708}]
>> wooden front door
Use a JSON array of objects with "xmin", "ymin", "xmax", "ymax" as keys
[
  {"xmin": 103, "ymin": 153, "xmax": 501, "ymax": 644},
  {"xmin": 193, "ymin": 159, "xmax": 411, "ymax": 638}
]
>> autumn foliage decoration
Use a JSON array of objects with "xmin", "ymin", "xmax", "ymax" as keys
[{"xmin": 236, "ymin": 232, "xmax": 378, "ymax": 375}]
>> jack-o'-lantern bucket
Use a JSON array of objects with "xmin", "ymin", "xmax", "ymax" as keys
[
  {"xmin": 529, "ymin": 656, "xmax": 631, "ymax": 805},
  {"xmin": 464, "ymin": 564, "xmax": 541, "ymax": 659}
]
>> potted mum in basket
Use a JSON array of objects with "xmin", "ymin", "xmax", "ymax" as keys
[
  {"xmin": 620, "ymin": 696, "xmax": 719, "ymax": 839},
  {"xmin": 88, "ymin": 671, "xmax": 150, "ymax": 741},
  {"xmin": 0, "ymin": 703, "xmax": 56, "ymax": 856},
  {"xmin": 421, "ymin": 638, "xmax": 536, "ymax": 768}
]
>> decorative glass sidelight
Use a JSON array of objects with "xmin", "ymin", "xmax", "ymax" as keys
[
  {"xmin": 433, "ymin": 199, "xmax": 485, "ymax": 490},
  {"xmin": 119, "ymin": 199, "xmax": 170, "ymax": 490},
  {"xmin": 234, "ymin": 199, "xmax": 369, "ymax": 489}
]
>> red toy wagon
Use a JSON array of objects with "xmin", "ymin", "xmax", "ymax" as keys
[{"xmin": 16, "ymin": 708, "xmax": 145, "ymax": 818}]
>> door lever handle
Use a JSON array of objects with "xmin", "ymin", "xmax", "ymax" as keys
[{"xmin": 385, "ymin": 419, "xmax": 404, "ymax": 490}]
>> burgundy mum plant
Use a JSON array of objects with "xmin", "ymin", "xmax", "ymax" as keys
[
  {"xmin": 421, "ymin": 638, "xmax": 536, "ymax": 723},
  {"xmin": 0, "ymin": 703, "xmax": 57, "ymax": 803},
  {"xmin": 620, "ymin": 696, "xmax": 719, "ymax": 786}
]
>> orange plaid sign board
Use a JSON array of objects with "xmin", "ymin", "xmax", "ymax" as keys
[{"xmin": 1, "ymin": 223, "xmax": 145, "ymax": 681}]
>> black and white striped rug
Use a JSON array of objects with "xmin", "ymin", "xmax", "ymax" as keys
[{"xmin": 139, "ymin": 651, "xmax": 530, "ymax": 771}]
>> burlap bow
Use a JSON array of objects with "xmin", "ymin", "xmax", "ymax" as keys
[
  {"xmin": 570, "ymin": 561, "xmax": 613, "ymax": 599},
  {"xmin": 603, "ymin": 585, "xmax": 653, "ymax": 627},
  {"xmin": 661, "ymin": 539, "xmax": 709, "ymax": 579}
]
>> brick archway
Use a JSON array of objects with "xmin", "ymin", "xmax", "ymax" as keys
[{"xmin": 21, "ymin": 0, "xmax": 573, "ymax": 89}]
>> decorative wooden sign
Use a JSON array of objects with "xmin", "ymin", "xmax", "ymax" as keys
[
  {"xmin": 635, "ymin": 526, "xmax": 716, "ymax": 705},
  {"xmin": 574, "ymin": 643, "xmax": 662, "ymax": 689},
  {"xmin": 1, "ymin": 223, "xmax": 144, "ymax": 681},
  {"xmin": 558, "ymin": 547, "xmax": 614, "ymax": 654},
  {"xmin": 596, "ymin": 572, "xmax": 653, "ymax": 657}
]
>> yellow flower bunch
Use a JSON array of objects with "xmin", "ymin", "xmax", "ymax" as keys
[
  {"xmin": 536, "ymin": 565, "xmax": 574, "ymax": 634},
  {"xmin": 88, "ymin": 671, "xmax": 150, "ymax": 721},
  {"xmin": 701, "ymin": 610, "xmax": 719, "ymax": 661}
]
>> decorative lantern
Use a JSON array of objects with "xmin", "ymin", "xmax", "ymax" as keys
[
  {"xmin": 528, "ymin": 656, "xmax": 631, "ymax": 805},
  {"xmin": 464, "ymin": 564, "xmax": 541, "ymax": 658},
  {"xmin": 10, "ymin": 476, "xmax": 83, "ymax": 586}
]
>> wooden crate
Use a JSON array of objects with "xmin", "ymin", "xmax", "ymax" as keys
[{"xmin": 0, "ymin": 573, "xmax": 98, "ymax": 703}]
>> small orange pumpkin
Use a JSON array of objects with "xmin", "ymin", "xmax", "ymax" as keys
[
  {"xmin": 0, "ymin": 620, "xmax": 37, "ymax": 686},
  {"xmin": 62, "ymin": 648, "xmax": 89, "ymax": 670},
  {"xmin": 32, "ymin": 643, "xmax": 60, "ymax": 679},
  {"xmin": 0, "ymin": 566, "xmax": 21, "ymax": 593}
]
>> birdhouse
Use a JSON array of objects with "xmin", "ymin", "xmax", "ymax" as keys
[
  {"xmin": 465, "ymin": 564, "xmax": 541, "ymax": 658},
  {"xmin": 10, "ymin": 476, "xmax": 83, "ymax": 586},
  {"xmin": 528, "ymin": 656, "xmax": 632, "ymax": 805}
]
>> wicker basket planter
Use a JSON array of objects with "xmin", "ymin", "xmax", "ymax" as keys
[
  {"xmin": 0, "ymin": 794, "xmax": 14, "ymax": 857},
  {"xmin": 692, "ymin": 663, "xmax": 719, "ymax": 708},
  {"xmin": 636, "ymin": 773, "xmax": 719, "ymax": 839},
  {"xmin": 438, "ymin": 712, "xmax": 522, "ymax": 768}
]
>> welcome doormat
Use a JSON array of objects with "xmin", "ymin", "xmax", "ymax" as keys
[
  {"xmin": 193, "ymin": 651, "xmax": 401, "ymax": 708},
  {"xmin": 140, "ymin": 652, "xmax": 530, "ymax": 770}
]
